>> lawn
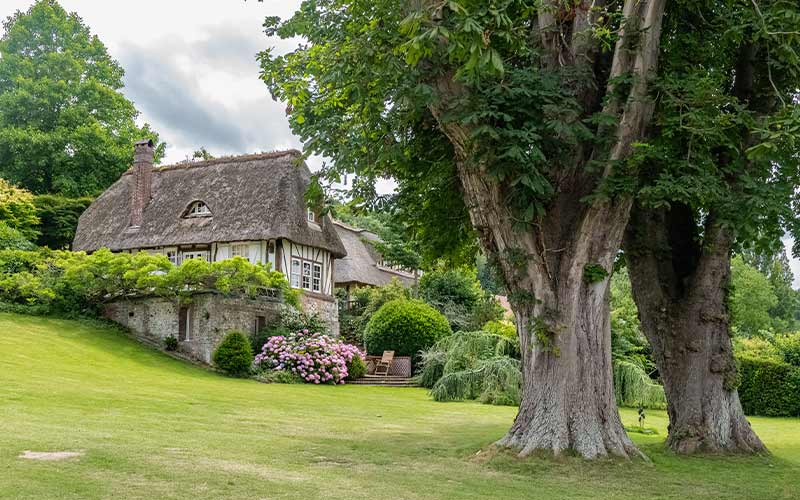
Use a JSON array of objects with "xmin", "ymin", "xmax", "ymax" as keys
[{"xmin": 0, "ymin": 313, "xmax": 798, "ymax": 499}]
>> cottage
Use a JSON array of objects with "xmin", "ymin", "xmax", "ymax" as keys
[
  {"xmin": 332, "ymin": 220, "xmax": 417, "ymax": 304},
  {"xmin": 73, "ymin": 140, "xmax": 347, "ymax": 351}
]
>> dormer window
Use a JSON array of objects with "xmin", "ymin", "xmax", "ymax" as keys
[
  {"xmin": 307, "ymin": 207, "xmax": 316, "ymax": 223},
  {"xmin": 184, "ymin": 201, "xmax": 212, "ymax": 218}
]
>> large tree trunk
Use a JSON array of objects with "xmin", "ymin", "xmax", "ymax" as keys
[
  {"xmin": 456, "ymin": 159, "xmax": 641, "ymax": 459},
  {"xmin": 496, "ymin": 226, "xmax": 639, "ymax": 458},
  {"xmin": 421, "ymin": 0, "xmax": 665, "ymax": 458},
  {"xmin": 625, "ymin": 205, "xmax": 765, "ymax": 454}
]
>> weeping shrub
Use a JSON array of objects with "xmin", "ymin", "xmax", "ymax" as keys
[
  {"xmin": 419, "ymin": 330, "xmax": 520, "ymax": 406},
  {"xmin": 613, "ymin": 359, "xmax": 667, "ymax": 409}
]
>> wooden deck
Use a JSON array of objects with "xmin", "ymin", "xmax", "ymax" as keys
[{"xmin": 349, "ymin": 375, "xmax": 418, "ymax": 387}]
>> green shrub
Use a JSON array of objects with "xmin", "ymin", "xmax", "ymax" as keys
[
  {"xmin": 212, "ymin": 331, "xmax": 253, "ymax": 377},
  {"xmin": 613, "ymin": 359, "xmax": 667, "ymax": 409},
  {"xmin": 0, "ymin": 222, "xmax": 34, "ymax": 250},
  {"xmin": 164, "ymin": 335, "xmax": 178, "ymax": 351},
  {"xmin": 346, "ymin": 354, "xmax": 367, "ymax": 381},
  {"xmin": 734, "ymin": 336, "xmax": 783, "ymax": 362},
  {"xmin": 419, "ymin": 267, "xmax": 480, "ymax": 311},
  {"xmin": 483, "ymin": 320, "xmax": 516, "ymax": 340},
  {"xmin": 365, "ymin": 299, "xmax": 451, "ymax": 359},
  {"xmin": 0, "ymin": 178, "xmax": 40, "ymax": 241},
  {"xmin": 254, "ymin": 370, "xmax": 304, "ymax": 384},
  {"xmin": 418, "ymin": 330, "xmax": 520, "ymax": 406},
  {"xmin": 0, "ymin": 248, "xmax": 295, "ymax": 316},
  {"xmin": 737, "ymin": 355, "xmax": 800, "ymax": 417},
  {"xmin": 33, "ymin": 195, "xmax": 93, "ymax": 249},
  {"xmin": 775, "ymin": 333, "xmax": 800, "ymax": 367}
]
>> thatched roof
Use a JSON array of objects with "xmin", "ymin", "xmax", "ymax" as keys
[
  {"xmin": 73, "ymin": 150, "xmax": 346, "ymax": 257},
  {"xmin": 332, "ymin": 220, "xmax": 415, "ymax": 287}
]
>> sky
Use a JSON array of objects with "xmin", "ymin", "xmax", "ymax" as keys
[
  {"xmin": 0, "ymin": 0, "xmax": 308, "ymax": 165},
  {"xmin": 2, "ymin": 0, "xmax": 799, "ymax": 286}
]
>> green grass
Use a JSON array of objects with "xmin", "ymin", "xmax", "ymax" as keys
[{"xmin": 1, "ymin": 313, "xmax": 798, "ymax": 500}]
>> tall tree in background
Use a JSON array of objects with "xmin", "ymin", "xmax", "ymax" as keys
[
  {"xmin": 743, "ymin": 247, "xmax": 800, "ymax": 333},
  {"xmin": 624, "ymin": 0, "xmax": 800, "ymax": 453},
  {"xmin": 0, "ymin": 0, "xmax": 164, "ymax": 196},
  {"xmin": 262, "ymin": 0, "xmax": 667, "ymax": 458}
]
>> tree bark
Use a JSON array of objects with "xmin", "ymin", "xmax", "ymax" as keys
[
  {"xmin": 496, "ymin": 226, "xmax": 640, "ymax": 459},
  {"xmin": 419, "ymin": 0, "xmax": 666, "ymax": 459},
  {"xmin": 625, "ymin": 205, "xmax": 766, "ymax": 454}
]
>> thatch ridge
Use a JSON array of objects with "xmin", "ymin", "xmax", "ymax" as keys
[{"xmin": 122, "ymin": 150, "xmax": 304, "ymax": 175}]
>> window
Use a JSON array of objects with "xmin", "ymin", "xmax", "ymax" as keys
[
  {"xmin": 291, "ymin": 258, "xmax": 301, "ymax": 288},
  {"xmin": 302, "ymin": 261, "xmax": 312, "ymax": 290},
  {"xmin": 290, "ymin": 257, "xmax": 322, "ymax": 292},
  {"xmin": 312, "ymin": 263, "xmax": 322, "ymax": 293},
  {"xmin": 182, "ymin": 250, "xmax": 209, "ymax": 262},
  {"xmin": 231, "ymin": 244, "xmax": 250, "ymax": 260},
  {"xmin": 166, "ymin": 250, "xmax": 178, "ymax": 266},
  {"xmin": 185, "ymin": 201, "xmax": 212, "ymax": 218},
  {"xmin": 307, "ymin": 207, "xmax": 316, "ymax": 223}
]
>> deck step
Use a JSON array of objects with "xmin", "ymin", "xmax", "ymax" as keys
[{"xmin": 350, "ymin": 376, "xmax": 418, "ymax": 387}]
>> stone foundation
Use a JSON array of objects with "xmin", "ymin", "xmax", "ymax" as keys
[
  {"xmin": 299, "ymin": 292, "xmax": 340, "ymax": 336},
  {"xmin": 104, "ymin": 293, "xmax": 281, "ymax": 364}
]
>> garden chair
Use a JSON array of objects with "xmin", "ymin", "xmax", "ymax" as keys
[{"xmin": 374, "ymin": 350, "xmax": 394, "ymax": 376}]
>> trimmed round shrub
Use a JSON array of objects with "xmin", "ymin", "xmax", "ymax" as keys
[
  {"xmin": 212, "ymin": 331, "xmax": 253, "ymax": 377},
  {"xmin": 364, "ymin": 299, "xmax": 452, "ymax": 358},
  {"xmin": 738, "ymin": 355, "xmax": 800, "ymax": 417},
  {"xmin": 346, "ymin": 354, "xmax": 367, "ymax": 381}
]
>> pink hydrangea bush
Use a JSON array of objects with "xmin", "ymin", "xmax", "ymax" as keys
[{"xmin": 254, "ymin": 329, "xmax": 365, "ymax": 384}]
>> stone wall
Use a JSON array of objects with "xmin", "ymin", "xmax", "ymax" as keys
[
  {"xmin": 104, "ymin": 293, "xmax": 281, "ymax": 364},
  {"xmin": 299, "ymin": 292, "xmax": 340, "ymax": 336}
]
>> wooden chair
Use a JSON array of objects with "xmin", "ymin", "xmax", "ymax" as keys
[{"xmin": 374, "ymin": 350, "xmax": 394, "ymax": 376}]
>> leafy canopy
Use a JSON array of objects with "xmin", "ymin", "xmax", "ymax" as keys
[{"xmin": 0, "ymin": 0, "xmax": 164, "ymax": 196}]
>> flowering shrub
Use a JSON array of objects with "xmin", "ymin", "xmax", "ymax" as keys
[{"xmin": 254, "ymin": 329, "xmax": 364, "ymax": 384}]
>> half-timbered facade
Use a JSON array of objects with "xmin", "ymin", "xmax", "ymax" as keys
[{"xmin": 72, "ymin": 141, "xmax": 346, "ymax": 332}]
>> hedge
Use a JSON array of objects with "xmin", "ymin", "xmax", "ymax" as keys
[{"xmin": 737, "ymin": 355, "xmax": 800, "ymax": 417}]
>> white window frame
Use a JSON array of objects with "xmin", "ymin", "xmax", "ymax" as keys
[
  {"xmin": 307, "ymin": 207, "xmax": 316, "ymax": 223},
  {"xmin": 166, "ymin": 250, "xmax": 178, "ymax": 266},
  {"xmin": 290, "ymin": 257, "xmax": 322, "ymax": 292},
  {"xmin": 231, "ymin": 243, "xmax": 250, "ymax": 260},
  {"xmin": 312, "ymin": 263, "xmax": 322, "ymax": 293},
  {"xmin": 186, "ymin": 201, "xmax": 212, "ymax": 218},
  {"xmin": 290, "ymin": 258, "xmax": 301, "ymax": 288},
  {"xmin": 301, "ymin": 261, "xmax": 312, "ymax": 290},
  {"xmin": 181, "ymin": 250, "xmax": 209, "ymax": 262}
]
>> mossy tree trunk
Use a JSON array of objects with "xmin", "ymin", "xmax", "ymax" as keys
[{"xmin": 624, "ymin": 204, "xmax": 766, "ymax": 454}]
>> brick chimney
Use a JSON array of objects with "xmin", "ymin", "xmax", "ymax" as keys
[{"xmin": 129, "ymin": 139, "xmax": 154, "ymax": 228}]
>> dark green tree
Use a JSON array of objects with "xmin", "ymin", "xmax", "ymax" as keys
[
  {"xmin": 261, "ymin": 0, "xmax": 668, "ymax": 458},
  {"xmin": 623, "ymin": 1, "xmax": 800, "ymax": 453},
  {"xmin": 0, "ymin": 0, "xmax": 164, "ymax": 196},
  {"xmin": 32, "ymin": 194, "xmax": 93, "ymax": 249}
]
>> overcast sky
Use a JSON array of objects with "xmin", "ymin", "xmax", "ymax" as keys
[
  {"xmin": 2, "ymin": 0, "xmax": 799, "ymax": 286},
  {"xmin": 1, "ymin": 0, "xmax": 305, "ymax": 164}
]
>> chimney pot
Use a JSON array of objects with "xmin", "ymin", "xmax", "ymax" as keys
[{"xmin": 129, "ymin": 139, "xmax": 155, "ymax": 228}]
